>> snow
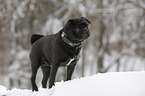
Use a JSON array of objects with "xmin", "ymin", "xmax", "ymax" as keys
[{"xmin": 0, "ymin": 71, "xmax": 145, "ymax": 96}]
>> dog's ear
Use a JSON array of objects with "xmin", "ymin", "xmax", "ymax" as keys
[
  {"xmin": 64, "ymin": 19, "xmax": 75, "ymax": 28},
  {"xmin": 81, "ymin": 17, "xmax": 91, "ymax": 24},
  {"xmin": 64, "ymin": 19, "xmax": 75, "ymax": 33},
  {"xmin": 68, "ymin": 19, "xmax": 75, "ymax": 25}
]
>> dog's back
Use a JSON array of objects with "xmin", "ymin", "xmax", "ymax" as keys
[{"xmin": 30, "ymin": 34, "xmax": 44, "ymax": 45}]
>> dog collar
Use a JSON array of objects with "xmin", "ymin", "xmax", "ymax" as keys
[{"xmin": 61, "ymin": 32, "xmax": 81, "ymax": 47}]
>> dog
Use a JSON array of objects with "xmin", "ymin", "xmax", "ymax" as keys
[{"xmin": 30, "ymin": 17, "xmax": 91, "ymax": 91}]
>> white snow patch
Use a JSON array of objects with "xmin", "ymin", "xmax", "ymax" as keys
[{"xmin": 0, "ymin": 71, "xmax": 145, "ymax": 96}]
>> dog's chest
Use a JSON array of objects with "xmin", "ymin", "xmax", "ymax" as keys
[
  {"xmin": 66, "ymin": 58, "xmax": 75, "ymax": 66},
  {"xmin": 60, "ymin": 58, "xmax": 75, "ymax": 67},
  {"xmin": 59, "ymin": 46, "xmax": 81, "ymax": 67}
]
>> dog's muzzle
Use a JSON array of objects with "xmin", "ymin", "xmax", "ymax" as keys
[{"xmin": 82, "ymin": 28, "xmax": 90, "ymax": 39}]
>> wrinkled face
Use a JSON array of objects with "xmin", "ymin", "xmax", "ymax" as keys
[{"xmin": 64, "ymin": 17, "xmax": 91, "ymax": 43}]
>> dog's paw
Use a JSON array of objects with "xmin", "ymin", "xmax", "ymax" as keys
[{"xmin": 32, "ymin": 86, "xmax": 38, "ymax": 92}]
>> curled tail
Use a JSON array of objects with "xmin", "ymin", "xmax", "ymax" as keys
[{"xmin": 30, "ymin": 34, "xmax": 44, "ymax": 45}]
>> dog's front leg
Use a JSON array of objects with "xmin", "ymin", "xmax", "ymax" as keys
[
  {"xmin": 66, "ymin": 64, "xmax": 76, "ymax": 81},
  {"xmin": 66, "ymin": 56, "xmax": 79, "ymax": 81},
  {"xmin": 49, "ymin": 63, "xmax": 59, "ymax": 88},
  {"xmin": 66, "ymin": 59, "xmax": 78, "ymax": 81}
]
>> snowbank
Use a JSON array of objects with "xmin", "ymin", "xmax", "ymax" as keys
[{"xmin": 0, "ymin": 71, "xmax": 145, "ymax": 96}]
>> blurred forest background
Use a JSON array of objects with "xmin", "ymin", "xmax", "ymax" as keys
[{"xmin": 0, "ymin": 0, "xmax": 145, "ymax": 89}]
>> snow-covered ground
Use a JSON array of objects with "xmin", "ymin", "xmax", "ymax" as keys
[{"xmin": 0, "ymin": 71, "xmax": 145, "ymax": 96}]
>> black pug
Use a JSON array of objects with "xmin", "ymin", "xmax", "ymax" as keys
[{"xmin": 30, "ymin": 17, "xmax": 91, "ymax": 91}]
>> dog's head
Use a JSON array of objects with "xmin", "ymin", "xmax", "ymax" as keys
[{"xmin": 63, "ymin": 17, "xmax": 91, "ymax": 43}]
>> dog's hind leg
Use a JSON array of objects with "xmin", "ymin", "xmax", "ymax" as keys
[
  {"xmin": 30, "ymin": 56, "xmax": 41, "ymax": 91},
  {"xmin": 41, "ymin": 63, "xmax": 51, "ymax": 88}
]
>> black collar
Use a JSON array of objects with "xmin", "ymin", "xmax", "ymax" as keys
[{"xmin": 61, "ymin": 32, "xmax": 81, "ymax": 47}]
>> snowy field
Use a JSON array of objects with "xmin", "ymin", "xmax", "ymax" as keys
[{"xmin": 0, "ymin": 71, "xmax": 145, "ymax": 96}]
